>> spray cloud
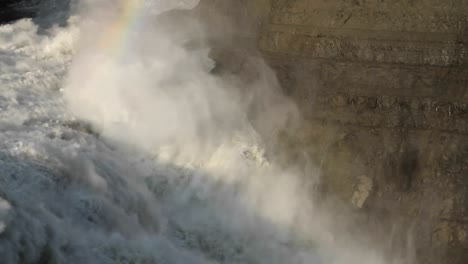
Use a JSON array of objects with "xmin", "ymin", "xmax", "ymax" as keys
[{"xmin": 0, "ymin": 0, "xmax": 393, "ymax": 263}]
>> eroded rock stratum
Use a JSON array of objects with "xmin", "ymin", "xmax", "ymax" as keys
[{"xmin": 241, "ymin": 0, "xmax": 468, "ymax": 263}]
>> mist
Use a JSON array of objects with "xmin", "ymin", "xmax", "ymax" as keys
[{"xmin": 0, "ymin": 0, "xmax": 393, "ymax": 263}]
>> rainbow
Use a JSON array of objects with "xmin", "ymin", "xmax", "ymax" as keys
[{"xmin": 99, "ymin": 0, "xmax": 147, "ymax": 60}]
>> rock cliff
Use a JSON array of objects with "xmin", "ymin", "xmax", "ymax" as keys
[{"xmin": 225, "ymin": 0, "xmax": 468, "ymax": 263}]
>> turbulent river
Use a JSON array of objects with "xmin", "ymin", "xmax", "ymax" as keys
[{"xmin": 0, "ymin": 1, "xmax": 387, "ymax": 263}]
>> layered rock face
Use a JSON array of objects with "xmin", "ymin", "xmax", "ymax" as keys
[{"xmin": 249, "ymin": 0, "xmax": 468, "ymax": 263}]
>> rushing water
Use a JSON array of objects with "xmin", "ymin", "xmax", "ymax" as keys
[{"xmin": 0, "ymin": 1, "xmax": 387, "ymax": 263}]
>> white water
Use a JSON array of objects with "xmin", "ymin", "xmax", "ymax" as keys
[{"xmin": 0, "ymin": 1, "xmax": 388, "ymax": 263}]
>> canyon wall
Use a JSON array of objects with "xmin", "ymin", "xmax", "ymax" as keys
[{"xmin": 241, "ymin": 0, "xmax": 468, "ymax": 263}]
